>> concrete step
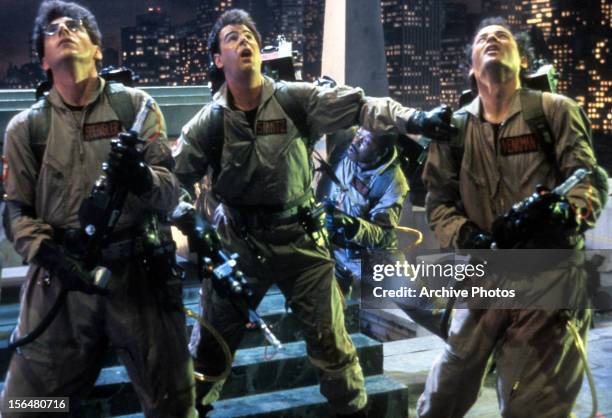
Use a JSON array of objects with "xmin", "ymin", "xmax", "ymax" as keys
[
  {"xmin": 0, "ymin": 88, "xmax": 207, "ymax": 111},
  {"xmin": 140, "ymin": 85, "xmax": 210, "ymax": 98},
  {"xmin": 0, "ymin": 287, "xmax": 359, "ymax": 341},
  {"xmin": 158, "ymin": 103, "xmax": 205, "ymax": 138},
  {"xmin": 360, "ymin": 308, "xmax": 419, "ymax": 342},
  {"xmin": 148, "ymin": 95, "xmax": 209, "ymax": 106},
  {"xmin": 0, "ymin": 333, "xmax": 379, "ymax": 416},
  {"xmin": 221, "ymin": 333, "xmax": 381, "ymax": 400},
  {"xmin": 0, "ymin": 100, "xmax": 35, "ymax": 110},
  {"xmin": 383, "ymin": 327, "xmax": 612, "ymax": 417},
  {"xmin": 70, "ymin": 333, "xmax": 380, "ymax": 416},
  {"xmin": 0, "ymin": 290, "xmax": 360, "ymax": 377},
  {"xmin": 0, "ymin": 86, "xmax": 209, "ymax": 102},
  {"xmin": 238, "ymin": 296, "xmax": 360, "ymax": 350},
  {"xmin": 115, "ymin": 375, "xmax": 409, "ymax": 418},
  {"xmin": 0, "ymin": 89, "xmax": 36, "ymax": 101},
  {"xmin": 0, "ymin": 288, "xmax": 359, "ymax": 343}
]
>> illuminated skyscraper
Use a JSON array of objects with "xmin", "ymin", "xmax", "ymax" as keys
[
  {"xmin": 206, "ymin": 0, "xmax": 235, "ymax": 14},
  {"xmin": 550, "ymin": 0, "xmax": 610, "ymax": 133},
  {"xmin": 439, "ymin": 1, "xmax": 476, "ymax": 106},
  {"xmin": 176, "ymin": 24, "xmax": 208, "ymax": 85},
  {"xmin": 302, "ymin": 0, "xmax": 324, "ymax": 81},
  {"xmin": 381, "ymin": 0, "xmax": 442, "ymax": 109},
  {"xmin": 482, "ymin": 0, "xmax": 526, "ymax": 30},
  {"xmin": 523, "ymin": 0, "xmax": 554, "ymax": 39},
  {"xmin": 482, "ymin": 0, "xmax": 610, "ymax": 134},
  {"xmin": 263, "ymin": 0, "xmax": 306, "ymax": 77},
  {"xmin": 121, "ymin": 7, "xmax": 180, "ymax": 85},
  {"xmin": 173, "ymin": 0, "xmax": 236, "ymax": 85}
]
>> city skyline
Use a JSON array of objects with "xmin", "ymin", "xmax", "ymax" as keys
[
  {"xmin": 0, "ymin": 0, "xmax": 479, "ymax": 77},
  {"xmin": 0, "ymin": 0, "xmax": 609, "ymax": 134}
]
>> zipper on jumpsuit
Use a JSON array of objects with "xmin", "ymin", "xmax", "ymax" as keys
[
  {"xmin": 490, "ymin": 120, "xmax": 506, "ymax": 215},
  {"xmin": 236, "ymin": 105, "xmax": 268, "ymax": 264}
]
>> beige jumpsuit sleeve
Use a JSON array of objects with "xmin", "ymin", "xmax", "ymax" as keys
[
  {"xmin": 3, "ymin": 111, "xmax": 53, "ymax": 262},
  {"xmin": 132, "ymin": 92, "xmax": 180, "ymax": 213},
  {"xmin": 172, "ymin": 104, "xmax": 220, "ymax": 196},
  {"xmin": 282, "ymin": 82, "xmax": 420, "ymax": 139},
  {"xmin": 3, "ymin": 92, "xmax": 178, "ymax": 263},
  {"xmin": 544, "ymin": 92, "xmax": 602, "ymax": 231},
  {"xmin": 422, "ymin": 137, "xmax": 467, "ymax": 249}
]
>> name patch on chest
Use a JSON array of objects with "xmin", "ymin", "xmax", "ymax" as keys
[
  {"xmin": 256, "ymin": 119, "xmax": 287, "ymax": 136},
  {"xmin": 83, "ymin": 120, "xmax": 122, "ymax": 141},
  {"xmin": 500, "ymin": 134, "xmax": 539, "ymax": 156},
  {"xmin": 351, "ymin": 177, "xmax": 370, "ymax": 197}
]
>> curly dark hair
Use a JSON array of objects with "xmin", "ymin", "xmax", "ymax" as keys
[
  {"xmin": 33, "ymin": 0, "xmax": 102, "ymax": 62},
  {"xmin": 207, "ymin": 9, "xmax": 262, "ymax": 91}
]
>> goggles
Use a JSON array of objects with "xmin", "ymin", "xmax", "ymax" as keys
[{"xmin": 44, "ymin": 18, "xmax": 84, "ymax": 37}]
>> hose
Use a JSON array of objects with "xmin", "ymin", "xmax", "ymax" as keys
[
  {"xmin": 566, "ymin": 318, "xmax": 598, "ymax": 418},
  {"xmin": 396, "ymin": 225, "xmax": 424, "ymax": 250},
  {"xmin": 184, "ymin": 307, "xmax": 233, "ymax": 383},
  {"xmin": 8, "ymin": 289, "xmax": 68, "ymax": 350}
]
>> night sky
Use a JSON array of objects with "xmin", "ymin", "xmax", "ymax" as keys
[
  {"xmin": 0, "ymin": 0, "xmax": 198, "ymax": 76},
  {"xmin": 0, "ymin": 0, "xmax": 482, "ymax": 78}
]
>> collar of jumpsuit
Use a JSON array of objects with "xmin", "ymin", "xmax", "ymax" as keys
[
  {"xmin": 465, "ymin": 88, "xmax": 525, "ymax": 124},
  {"xmin": 214, "ymin": 75, "xmax": 276, "ymax": 111},
  {"xmin": 46, "ymin": 76, "xmax": 106, "ymax": 111}
]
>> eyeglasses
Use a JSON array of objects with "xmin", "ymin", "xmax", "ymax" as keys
[{"xmin": 43, "ymin": 19, "xmax": 84, "ymax": 37}]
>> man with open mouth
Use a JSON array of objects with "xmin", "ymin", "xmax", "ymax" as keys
[{"xmin": 174, "ymin": 8, "xmax": 457, "ymax": 418}]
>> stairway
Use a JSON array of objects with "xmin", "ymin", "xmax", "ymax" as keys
[{"xmin": 0, "ymin": 280, "xmax": 409, "ymax": 417}]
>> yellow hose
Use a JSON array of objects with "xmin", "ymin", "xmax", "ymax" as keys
[
  {"xmin": 395, "ymin": 225, "xmax": 424, "ymax": 250},
  {"xmin": 184, "ymin": 308, "xmax": 233, "ymax": 383},
  {"xmin": 566, "ymin": 318, "xmax": 598, "ymax": 418}
]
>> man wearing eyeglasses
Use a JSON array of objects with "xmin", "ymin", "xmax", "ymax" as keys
[{"xmin": 0, "ymin": 1, "xmax": 195, "ymax": 416}]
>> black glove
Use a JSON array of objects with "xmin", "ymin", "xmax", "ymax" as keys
[
  {"xmin": 105, "ymin": 132, "xmax": 153, "ymax": 195},
  {"xmin": 491, "ymin": 186, "xmax": 578, "ymax": 249},
  {"xmin": 171, "ymin": 201, "xmax": 220, "ymax": 257},
  {"xmin": 335, "ymin": 264, "xmax": 355, "ymax": 295},
  {"xmin": 323, "ymin": 199, "xmax": 359, "ymax": 241},
  {"xmin": 33, "ymin": 240, "xmax": 108, "ymax": 295},
  {"xmin": 406, "ymin": 105, "xmax": 458, "ymax": 141},
  {"xmin": 456, "ymin": 221, "xmax": 493, "ymax": 250}
]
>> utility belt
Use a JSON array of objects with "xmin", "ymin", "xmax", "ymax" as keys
[
  {"xmin": 53, "ymin": 227, "xmax": 149, "ymax": 262},
  {"xmin": 221, "ymin": 192, "xmax": 327, "ymax": 263},
  {"xmin": 223, "ymin": 192, "xmax": 320, "ymax": 230}
]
